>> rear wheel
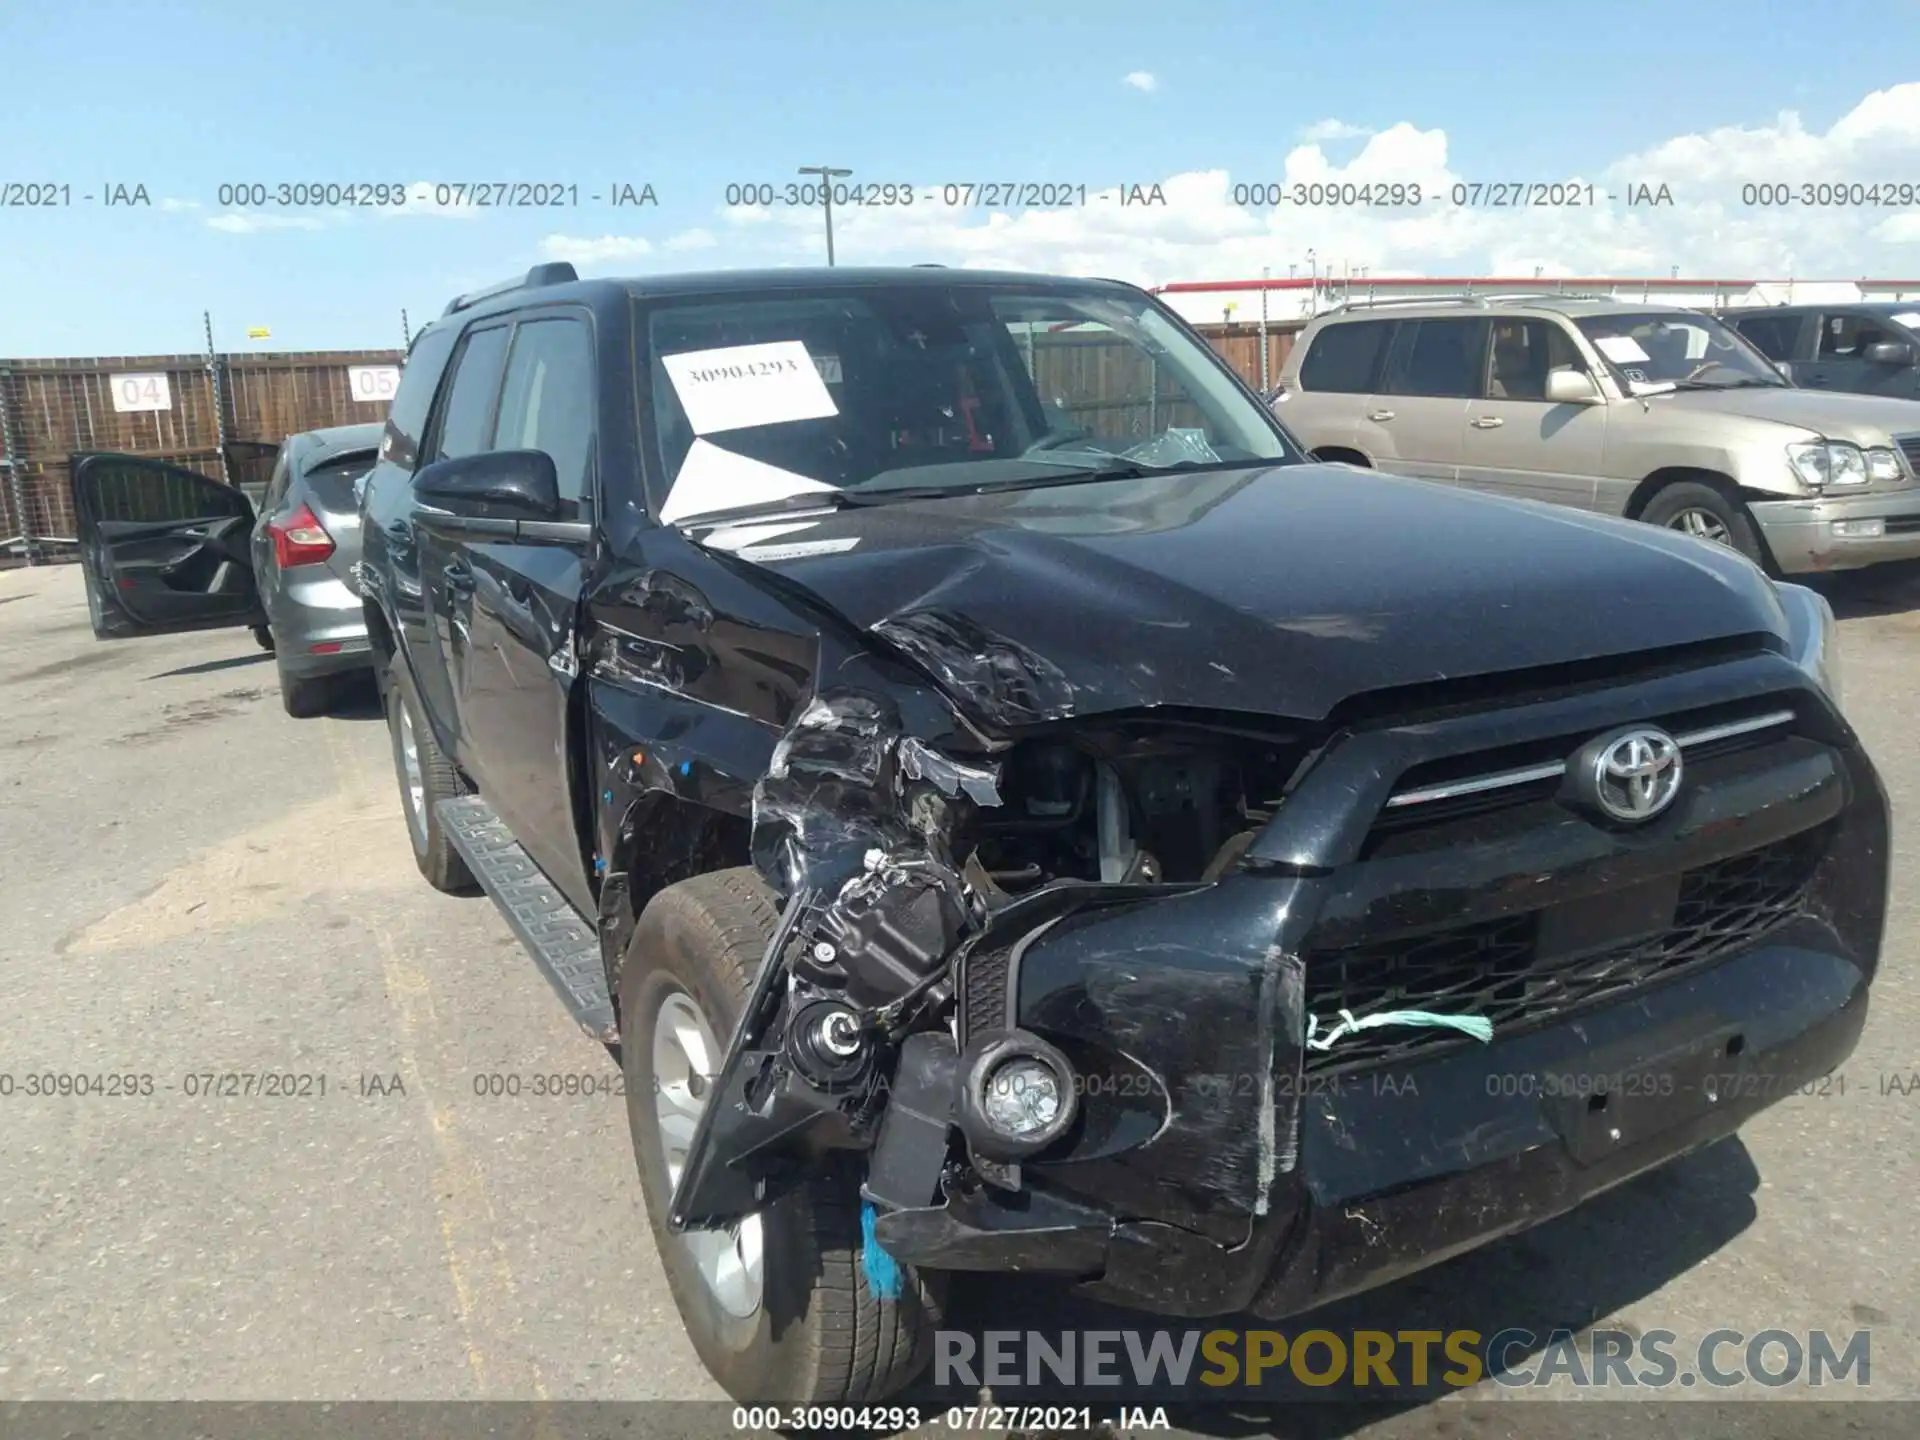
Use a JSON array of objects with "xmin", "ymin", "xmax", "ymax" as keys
[
  {"xmin": 621, "ymin": 869, "xmax": 943, "ymax": 1405},
  {"xmin": 276, "ymin": 657, "xmax": 335, "ymax": 719},
  {"xmin": 384, "ymin": 660, "xmax": 475, "ymax": 893},
  {"xmin": 1641, "ymin": 481, "xmax": 1768, "ymax": 568},
  {"xmin": 252, "ymin": 625, "xmax": 275, "ymax": 653}
]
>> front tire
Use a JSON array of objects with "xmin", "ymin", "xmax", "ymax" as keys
[
  {"xmin": 383, "ymin": 660, "xmax": 475, "ymax": 893},
  {"xmin": 621, "ymin": 869, "xmax": 943, "ymax": 1405},
  {"xmin": 1641, "ymin": 481, "xmax": 1768, "ymax": 568}
]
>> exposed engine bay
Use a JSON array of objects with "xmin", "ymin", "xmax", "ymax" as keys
[{"xmin": 666, "ymin": 688, "xmax": 1307, "ymax": 1234}]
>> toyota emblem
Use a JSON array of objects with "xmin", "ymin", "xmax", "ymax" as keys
[{"xmin": 1576, "ymin": 726, "xmax": 1684, "ymax": 822}]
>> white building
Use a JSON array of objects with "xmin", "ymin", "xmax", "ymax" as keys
[{"xmin": 1151, "ymin": 275, "xmax": 1920, "ymax": 328}]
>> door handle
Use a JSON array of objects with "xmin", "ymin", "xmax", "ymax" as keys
[
  {"xmin": 1367, "ymin": 409, "xmax": 1396, "ymax": 422},
  {"xmin": 1471, "ymin": 416, "xmax": 1505, "ymax": 429}
]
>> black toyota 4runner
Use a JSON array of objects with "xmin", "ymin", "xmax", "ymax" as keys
[{"xmin": 74, "ymin": 262, "xmax": 1888, "ymax": 1404}]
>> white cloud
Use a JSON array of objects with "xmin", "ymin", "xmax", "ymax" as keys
[
  {"xmin": 206, "ymin": 212, "xmax": 324, "ymax": 234},
  {"xmin": 684, "ymin": 83, "xmax": 1920, "ymax": 290},
  {"xmin": 1123, "ymin": 71, "xmax": 1158, "ymax": 93},
  {"xmin": 159, "ymin": 197, "xmax": 201, "ymax": 212},
  {"xmin": 665, "ymin": 228, "xmax": 719, "ymax": 251},
  {"xmin": 539, "ymin": 233, "xmax": 653, "ymax": 264},
  {"xmin": 1299, "ymin": 119, "xmax": 1370, "ymax": 143}
]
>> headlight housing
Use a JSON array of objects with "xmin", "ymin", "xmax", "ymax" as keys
[
  {"xmin": 1866, "ymin": 446, "xmax": 1906, "ymax": 483},
  {"xmin": 1775, "ymin": 581, "xmax": 1842, "ymax": 708},
  {"xmin": 1788, "ymin": 440, "xmax": 1868, "ymax": 488}
]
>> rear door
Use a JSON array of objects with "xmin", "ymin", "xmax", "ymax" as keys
[
  {"xmin": 70, "ymin": 453, "xmax": 264, "ymax": 638},
  {"xmin": 1362, "ymin": 317, "xmax": 1488, "ymax": 484},
  {"xmin": 1459, "ymin": 317, "xmax": 1608, "ymax": 509},
  {"xmin": 413, "ymin": 322, "xmax": 514, "ymax": 750},
  {"xmin": 1728, "ymin": 311, "xmax": 1811, "ymax": 382},
  {"xmin": 1281, "ymin": 318, "xmax": 1391, "ymax": 459},
  {"xmin": 456, "ymin": 311, "xmax": 599, "ymax": 910}
]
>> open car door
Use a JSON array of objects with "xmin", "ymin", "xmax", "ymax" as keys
[{"xmin": 70, "ymin": 452, "xmax": 266, "ymax": 639}]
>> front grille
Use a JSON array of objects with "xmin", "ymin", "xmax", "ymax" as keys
[
  {"xmin": 1302, "ymin": 828, "xmax": 1826, "ymax": 1073},
  {"xmin": 1897, "ymin": 434, "xmax": 1920, "ymax": 473},
  {"xmin": 1364, "ymin": 700, "xmax": 1798, "ymax": 850}
]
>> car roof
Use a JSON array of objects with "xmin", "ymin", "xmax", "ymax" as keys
[
  {"xmin": 1310, "ymin": 296, "xmax": 1728, "ymax": 325},
  {"xmin": 1725, "ymin": 302, "xmax": 1920, "ymax": 318},
  {"xmin": 413, "ymin": 266, "xmax": 1147, "ymax": 340},
  {"xmin": 289, "ymin": 422, "xmax": 385, "ymax": 470}
]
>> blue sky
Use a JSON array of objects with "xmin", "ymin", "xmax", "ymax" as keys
[{"xmin": 3, "ymin": 0, "xmax": 1918, "ymax": 355}]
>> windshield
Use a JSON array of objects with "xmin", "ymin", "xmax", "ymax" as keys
[
  {"xmin": 639, "ymin": 281, "xmax": 1301, "ymax": 523},
  {"xmin": 1574, "ymin": 311, "xmax": 1787, "ymax": 392}
]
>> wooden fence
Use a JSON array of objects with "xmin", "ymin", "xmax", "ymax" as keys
[
  {"xmin": 2, "ymin": 320, "xmax": 1302, "ymax": 567},
  {"xmin": 1, "ymin": 349, "xmax": 403, "ymax": 564}
]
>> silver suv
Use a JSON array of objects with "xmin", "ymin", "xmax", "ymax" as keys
[{"xmin": 1274, "ymin": 295, "xmax": 1920, "ymax": 572}]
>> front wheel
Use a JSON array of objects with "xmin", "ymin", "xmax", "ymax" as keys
[
  {"xmin": 1641, "ymin": 481, "xmax": 1768, "ymax": 568},
  {"xmin": 621, "ymin": 869, "xmax": 943, "ymax": 1404}
]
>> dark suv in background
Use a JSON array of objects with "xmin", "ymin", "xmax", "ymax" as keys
[{"xmin": 1728, "ymin": 302, "xmax": 1920, "ymax": 400}]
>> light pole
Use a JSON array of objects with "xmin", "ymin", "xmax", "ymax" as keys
[{"xmin": 798, "ymin": 164, "xmax": 853, "ymax": 265}]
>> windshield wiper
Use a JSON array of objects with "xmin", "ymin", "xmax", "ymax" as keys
[
  {"xmin": 838, "ymin": 457, "xmax": 1258, "ymax": 505},
  {"xmin": 671, "ymin": 488, "xmax": 861, "ymax": 528}
]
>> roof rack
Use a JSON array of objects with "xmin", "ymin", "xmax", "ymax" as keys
[
  {"xmin": 1324, "ymin": 290, "xmax": 1611, "ymax": 315},
  {"xmin": 442, "ymin": 261, "xmax": 579, "ymax": 317},
  {"xmin": 911, "ymin": 262, "xmax": 947, "ymax": 268}
]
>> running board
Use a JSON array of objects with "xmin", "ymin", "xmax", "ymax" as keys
[{"xmin": 437, "ymin": 795, "xmax": 619, "ymax": 1045}]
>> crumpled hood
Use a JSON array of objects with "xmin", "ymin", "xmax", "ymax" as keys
[
  {"xmin": 1668, "ymin": 385, "xmax": 1920, "ymax": 444},
  {"xmin": 697, "ymin": 464, "xmax": 1789, "ymax": 728}
]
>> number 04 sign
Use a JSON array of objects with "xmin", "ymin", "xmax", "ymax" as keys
[
  {"xmin": 348, "ymin": 365, "xmax": 401, "ymax": 403},
  {"xmin": 109, "ymin": 373, "xmax": 172, "ymax": 413}
]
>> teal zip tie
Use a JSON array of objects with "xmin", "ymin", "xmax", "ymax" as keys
[
  {"xmin": 860, "ymin": 1200, "xmax": 902, "ymax": 1301},
  {"xmin": 1305, "ymin": 1008, "xmax": 1494, "ymax": 1051}
]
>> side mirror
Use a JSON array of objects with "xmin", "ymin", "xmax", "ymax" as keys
[
  {"xmin": 413, "ymin": 450, "xmax": 560, "ymax": 519},
  {"xmin": 1865, "ymin": 341, "xmax": 1916, "ymax": 366},
  {"xmin": 1545, "ymin": 368, "xmax": 1603, "ymax": 404}
]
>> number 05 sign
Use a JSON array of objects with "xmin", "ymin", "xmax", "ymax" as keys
[
  {"xmin": 109, "ymin": 373, "xmax": 172, "ymax": 413},
  {"xmin": 348, "ymin": 366, "xmax": 401, "ymax": 403}
]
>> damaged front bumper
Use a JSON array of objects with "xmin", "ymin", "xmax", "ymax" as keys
[{"xmin": 668, "ymin": 646, "xmax": 1888, "ymax": 1320}]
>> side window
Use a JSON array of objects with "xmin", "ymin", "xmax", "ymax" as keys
[
  {"xmin": 84, "ymin": 460, "xmax": 241, "ymax": 525},
  {"xmin": 491, "ymin": 317, "xmax": 595, "ymax": 504},
  {"xmin": 430, "ymin": 325, "xmax": 513, "ymax": 463},
  {"xmin": 1485, "ymin": 319, "xmax": 1588, "ymax": 400},
  {"xmin": 1297, "ymin": 321, "xmax": 1389, "ymax": 393},
  {"xmin": 381, "ymin": 326, "xmax": 460, "ymax": 471},
  {"xmin": 1819, "ymin": 313, "xmax": 1894, "ymax": 359},
  {"xmin": 1381, "ymin": 318, "xmax": 1488, "ymax": 398},
  {"xmin": 1733, "ymin": 314, "xmax": 1799, "ymax": 363}
]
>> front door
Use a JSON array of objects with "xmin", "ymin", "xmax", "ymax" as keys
[
  {"xmin": 69, "ymin": 453, "xmax": 264, "ymax": 638},
  {"xmin": 1801, "ymin": 312, "xmax": 1920, "ymax": 398},
  {"xmin": 1460, "ymin": 317, "xmax": 1608, "ymax": 510},
  {"xmin": 455, "ymin": 312, "xmax": 598, "ymax": 913}
]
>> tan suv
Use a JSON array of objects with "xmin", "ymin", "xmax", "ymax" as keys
[{"xmin": 1273, "ymin": 295, "xmax": 1920, "ymax": 572}]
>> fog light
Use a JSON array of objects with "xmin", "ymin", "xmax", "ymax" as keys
[
  {"xmin": 956, "ymin": 1030, "xmax": 1079, "ymax": 1161},
  {"xmin": 982, "ymin": 1057, "xmax": 1064, "ymax": 1139},
  {"xmin": 1832, "ymin": 518, "xmax": 1886, "ymax": 539}
]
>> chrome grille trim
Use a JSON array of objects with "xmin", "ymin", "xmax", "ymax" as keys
[{"xmin": 1382, "ymin": 708, "xmax": 1797, "ymax": 810}]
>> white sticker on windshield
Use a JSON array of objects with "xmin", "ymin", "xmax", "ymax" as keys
[
  {"xmin": 813, "ymin": 354, "xmax": 843, "ymax": 384},
  {"xmin": 1892, "ymin": 312, "xmax": 1920, "ymax": 330},
  {"xmin": 1594, "ymin": 335, "xmax": 1651, "ymax": 364},
  {"xmin": 662, "ymin": 341, "xmax": 839, "ymax": 436},
  {"xmin": 659, "ymin": 438, "xmax": 837, "ymax": 525}
]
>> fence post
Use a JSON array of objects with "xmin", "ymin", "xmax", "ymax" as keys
[
  {"xmin": 204, "ymin": 310, "xmax": 232, "ymax": 486},
  {"xmin": 0, "ymin": 369, "xmax": 39, "ymax": 567}
]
